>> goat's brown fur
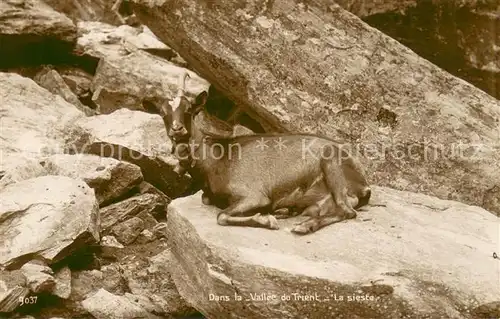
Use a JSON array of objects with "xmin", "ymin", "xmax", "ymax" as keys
[{"xmin": 162, "ymin": 76, "xmax": 371, "ymax": 234}]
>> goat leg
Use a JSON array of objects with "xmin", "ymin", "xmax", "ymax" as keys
[
  {"xmin": 218, "ymin": 213, "xmax": 279, "ymax": 230},
  {"xmin": 217, "ymin": 199, "xmax": 278, "ymax": 229},
  {"xmin": 291, "ymin": 214, "xmax": 349, "ymax": 235}
]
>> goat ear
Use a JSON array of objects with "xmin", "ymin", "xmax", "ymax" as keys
[{"xmin": 193, "ymin": 91, "xmax": 208, "ymax": 109}]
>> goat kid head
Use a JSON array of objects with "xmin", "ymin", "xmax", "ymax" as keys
[{"xmin": 161, "ymin": 72, "xmax": 208, "ymax": 142}]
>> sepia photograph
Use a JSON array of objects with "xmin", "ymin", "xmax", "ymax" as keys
[{"xmin": 0, "ymin": 0, "xmax": 498, "ymax": 318}]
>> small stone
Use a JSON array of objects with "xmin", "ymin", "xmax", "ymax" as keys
[
  {"xmin": 136, "ymin": 211, "xmax": 158, "ymax": 229},
  {"xmin": 136, "ymin": 229, "xmax": 156, "ymax": 244},
  {"xmin": 111, "ymin": 217, "xmax": 145, "ymax": 245},
  {"xmin": 52, "ymin": 267, "xmax": 71, "ymax": 299},
  {"xmin": 20, "ymin": 262, "xmax": 55, "ymax": 294},
  {"xmin": 152, "ymin": 223, "xmax": 168, "ymax": 239},
  {"xmin": 101, "ymin": 235, "xmax": 125, "ymax": 249},
  {"xmin": 100, "ymin": 235, "xmax": 125, "ymax": 259}
]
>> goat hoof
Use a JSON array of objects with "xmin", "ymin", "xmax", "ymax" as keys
[
  {"xmin": 267, "ymin": 215, "xmax": 279, "ymax": 230},
  {"xmin": 345, "ymin": 208, "xmax": 357, "ymax": 219},
  {"xmin": 202, "ymin": 194, "xmax": 211, "ymax": 205},
  {"xmin": 251, "ymin": 214, "xmax": 279, "ymax": 230},
  {"xmin": 291, "ymin": 224, "xmax": 311, "ymax": 235}
]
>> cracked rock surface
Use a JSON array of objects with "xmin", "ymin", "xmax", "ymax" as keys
[{"xmin": 166, "ymin": 188, "xmax": 499, "ymax": 319}]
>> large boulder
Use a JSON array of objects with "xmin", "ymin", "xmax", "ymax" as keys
[
  {"xmin": 0, "ymin": 175, "xmax": 100, "ymax": 270},
  {"xmin": 43, "ymin": 153, "xmax": 143, "ymax": 207},
  {"xmin": 0, "ymin": 0, "xmax": 76, "ymax": 68},
  {"xmin": 131, "ymin": 0, "xmax": 500, "ymax": 215},
  {"xmin": 63, "ymin": 108, "xmax": 191, "ymax": 197},
  {"xmin": 75, "ymin": 21, "xmax": 209, "ymax": 114},
  {"xmin": 0, "ymin": 72, "xmax": 85, "ymax": 188},
  {"xmin": 165, "ymin": 188, "xmax": 499, "ymax": 318}
]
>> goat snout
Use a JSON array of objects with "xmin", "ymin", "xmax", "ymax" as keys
[{"xmin": 169, "ymin": 122, "xmax": 188, "ymax": 138}]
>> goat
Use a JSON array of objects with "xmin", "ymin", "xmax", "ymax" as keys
[{"xmin": 160, "ymin": 75, "xmax": 371, "ymax": 234}]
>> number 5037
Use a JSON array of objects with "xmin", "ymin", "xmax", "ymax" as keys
[{"xmin": 19, "ymin": 296, "xmax": 37, "ymax": 306}]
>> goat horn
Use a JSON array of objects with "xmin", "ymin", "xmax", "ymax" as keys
[{"xmin": 177, "ymin": 71, "xmax": 190, "ymax": 97}]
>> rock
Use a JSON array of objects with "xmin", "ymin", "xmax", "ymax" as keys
[
  {"xmin": 120, "ymin": 249, "xmax": 196, "ymax": 317},
  {"xmin": 101, "ymin": 236, "xmax": 125, "ymax": 249},
  {"xmin": 34, "ymin": 67, "xmax": 96, "ymax": 116},
  {"xmin": 136, "ymin": 211, "xmax": 158, "ymax": 229},
  {"xmin": 111, "ymin": 217, "xmax": 145, "ymax": 245},
  {"xmin": 132, "ymin": 0, "xmax": 500, "ymax": 215},
  {"xmin": 164, "ymin": 189, "xmax": 499, "ymax": 318},
  {"xmin": 135, "ymin": 229, "xmax": 156, "ymax": 244},
  {"xmin": 137, "ymin": 181, "xmax": 170, "ymax": 214},
  {"xmin": 333, "ymin": 0, "xmax": 417, "ymax": 17},
  {"xmin": 91, "ymin": 51, "xmax": 209, "ymax": 114},
  {"xmin": 100, "ymin": 235, "xmax": 124, "ymax": 259},
  {"xmin": 70, "ymin": 264, "xmax": 126, "ymax": 302},
  {"xmin": 100, "ymin": 193, "xmax": 165, "ymax": 232},
  {"xmin": 58, "ymin": 67, "xmax": 93, "ymax": 98},
  {"xmin": 81, "ymin": 288, "xmax": 154, "ymax": 319},
  {"xmin": 0, "ymin": 175, "xmax": 99, "ymax": 269},
  {"xmin": 63, "ymin": 108, "xmax": 191, "ymax": 197},
  {"xmin": 43, "ymin": 0, "xmax": 127, "ymax": 26},
  {"xmin": 0, "ymin": 155, "xmax": 47, "ymax": 190},
  {"xmin": 0, "ymin": 270, "xmax": 29, "ymax": 313},
  {"xmin": 20, "ymin": 262, "xmax": 55, "ymax": 294},
  {"xmin": 0, "ymin": 0, "xmax": 76, "ymax": 68},
  {"xmin": 151, "ymin": 223, "xmax": 167, "ymax": 239},
  {"xmin": 53, "ymin": 266, "xmax": 72, "ymax": 299},
  {"xmin": 74, "ymin": 21, "xmax": 209, "ymax": 114},
  {"xmin": 124, "ymin": 293, "xmax": 164, "ymax": 316},
  {"xmin": 0, "ymin": 72, "xmax": 85, "ymax": 186},
  {"xmin": 76, "ymin": 22, "xmax": 170, "ymax": 59},
  {"xmin": 43, "ymin": 0, "xmax": 125, "ymax": 25},
  {"xmin": 232, "ymin": 124, "xmax": 254, "ymax": 137},
  {"xmin": 43, "ymin": 154, "xmax": 143, "ymax": 207},
  {"xmin": 472, "ymin": 301, "xmax": 500, "ymax": 319},
  {"xmin": 0, "ymin": 286, "xmax": 30, "ymax": 313},
  {"xmin": 339, "ymin": 0, "xmax": 499, "ymax": 99}
]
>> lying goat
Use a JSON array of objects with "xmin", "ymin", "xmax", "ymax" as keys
[{"xmin": 160, "ymin": 75, "xmax": 371, "ymax": 234}]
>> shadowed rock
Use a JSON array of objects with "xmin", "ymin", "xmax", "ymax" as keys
[{"xmin": 0, "ymin": 0, "xmax": 77, "ymax": 68}]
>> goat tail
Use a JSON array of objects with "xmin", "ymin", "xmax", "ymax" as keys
[{"xmin": 355, "ymin": 187, "xmax": 371, "ymax": 209}]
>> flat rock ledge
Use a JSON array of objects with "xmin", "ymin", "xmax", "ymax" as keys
[{"xmin": 166, "ymin": 187, "xmax": 499, "ymax": 319}]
